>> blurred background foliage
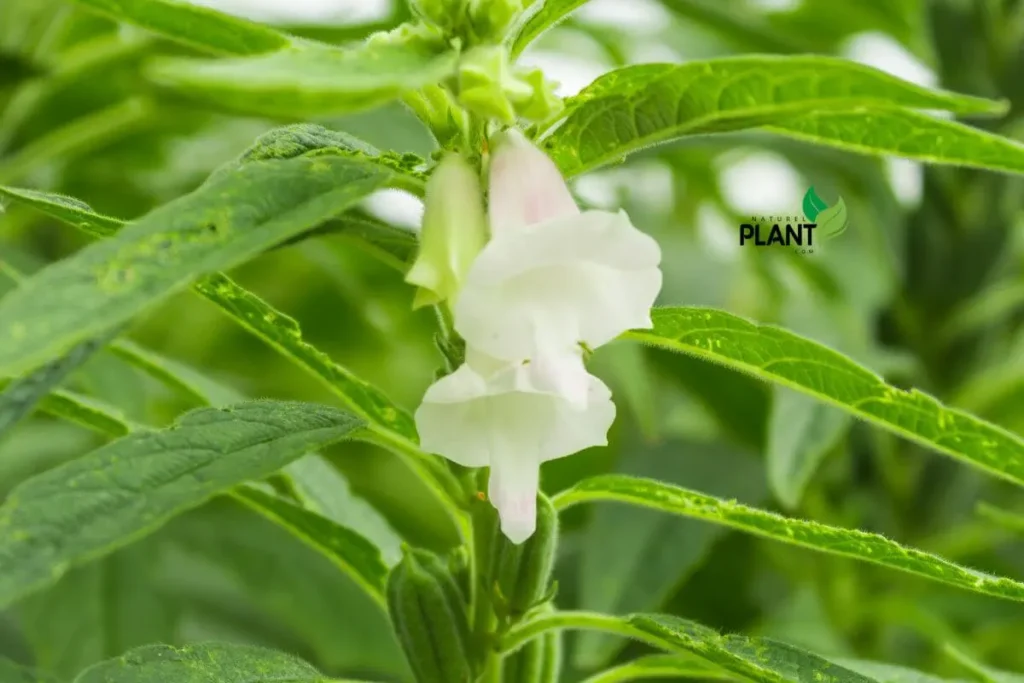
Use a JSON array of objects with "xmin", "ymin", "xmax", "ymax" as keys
[{"xmin": 2, "ymin": 0, "xmax": 1024, "ymax": 681}]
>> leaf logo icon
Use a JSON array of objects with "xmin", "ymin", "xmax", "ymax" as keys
[
  {"xmin": 816, "ymin": 197, "xmax": 848, "ymax": 239},
  {"xmin": 802, "ymin": 186, "xmax": 828, "ymax": 221}
]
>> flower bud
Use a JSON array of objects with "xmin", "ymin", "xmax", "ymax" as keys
[
  {"xmin": 469, "ymin": 0, "xmax": 524, "ymax": 40},
  {"xmin": 508, "ymin": 67, "xmax": 563, "ymax": 121},
  {"xmin": 405, "ymin": 153, "xmax": 487, "ymax": 308},
  {"xmin": 387, "ymin": 547, "xmax": 475, "ymax": 683},
  {"xmin": 367, "ymin": 21, "xmax": 445, "ymax": 51},
  {"xmin": 457, "ymin": 46, "xmax": 528, "ymax": 123},
  {"xmin": 403, "ymin": 84, "xmax": 469, "ymax": 148},
  {"xmin": 411, "ymin": 0, "xmax": 468, "ymax": 31},
  {"xmin": 494, "ymin": 492, "xmax": 558, "ymax": 619}
]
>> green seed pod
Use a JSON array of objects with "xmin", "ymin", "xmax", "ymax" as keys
[
  {"xmin": 387, "ymin": 547, "xmax": 474, "ymax": 683},
  {"xmin": 502, "ymin": 606, "xmax": 562, "ymax": 683},
  {"xmin": 495, "ymin": 492, "xmax": 558, "ymax": 619},
  {"xmin": 470, "ymin": 488, "xmax": 501, "ymax": 594}
]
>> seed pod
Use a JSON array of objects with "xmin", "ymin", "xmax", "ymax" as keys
[
  {"xmin": 495, "ymin": 492, "xmax": 558, "ymax": 619},
  {"xmin": 470, "ymin": 488, "xmax": 502, "ymax": 596},
  {"xmin": 502, "ymin": 605, "xmax": 562, "ymax": 683},
  {"xmin": 387, "ymin": 547, "xmax": 474, "ymax": 683}
]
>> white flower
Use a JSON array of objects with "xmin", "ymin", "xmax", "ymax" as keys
[
  {"xmin": 454, "ymin": 129, "xmax": 663, "ymax": 361},
  {"xmin": 404, "ymin": 153, "xmax": 487, "ymax": 308},
  {"xmin": 415, "ymin": 348, "xmax": 615, "ymax": 544}
]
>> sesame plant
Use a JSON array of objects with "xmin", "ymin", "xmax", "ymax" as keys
[{"xmin": 2, "ymin": 0, "xmax": 1024, "ymax": 681}]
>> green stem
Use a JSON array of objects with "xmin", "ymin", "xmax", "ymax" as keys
[{"xmin": 500, "ymin": 611, "xmax": 655, "ymax": 655}]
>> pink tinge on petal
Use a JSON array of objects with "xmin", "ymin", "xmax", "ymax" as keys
[
  {"xmin": 488, "ymin": 455, "xmax": 540, "ymax": 544},
  {"xmin": 496, "ymin": 493, "xmax": 537, "ymax": 545},
  {"xmin": 489, "ymin": 129, "xmax": 579, "ymax": 234}
]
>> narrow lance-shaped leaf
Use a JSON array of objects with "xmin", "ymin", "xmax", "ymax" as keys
[
  {"xmin": 504, "ymin": 611, "xmax": 880, "ymax": 683},
  {"xmin": 0, "ymin": 186, "xmax": 418, "ymax": 269},
  {"xmin": 0, "ymin": 148, "xmax": 395, "ymax": 377},
  {"xmin": 764, "ymin": 108, "xmax": 1024, "ymax": 176},
  {"xmin": 555, "ymin": 474, "xmax": 1024, "ymax": 603},
  {"xmin": 0, "ymin": 328, "xmax": 119, "ymax": 442},
  {"xmin": 630, "ymin": 614, "xmax": 879, "ymax": 683},
  {"xmin": 16, "ymin": 346, "xmax": 399, "ymax": 607},
  {"xmin": 626, "ymin": 308, "xmax": 1024, "ymax": 489},
  {"xmin": 0, "ymin": 186, "xmax": 122, "ymax": 238},
  {"xmin": 577, "ymin": 441, "xmax": 766, "ymax": 668},
  {"xmin": 193, "ymin": 273, "xmax": 418, "ymax": 442},
  {"xmin": 0, "ymin": 180, "xmax": 441, "ymax": 542},
  {"xmin": 767, "ymin": 387, "xmax": 849, "ymax": 510},
  {"xmin": 100, "ymin": 339, "xmax": 405, "ymax": 565},
  {"xmin": 233, "ymin": 485, "xmax": 390, "ymax": 605},
  {"xmin": 579, "ymin": 653, "xmax": 730, "ymax": 683},
  {"xmin": 0, "ymin": 183, "xmax": 419, "ymax": 442},
  {"xmin": 0, "ymin": 379, "xmax": 135, "ymax": 437},
  {"xmin": 510, "ymin": 0, "xmax": 591, "ymax": 56},
  {"xmin": 70, "ymin": 0, "xmax": 291, "ymax": 56},
  {"xmin": 72, "ymin": 643, "xmax": 327, "ymax": 683},
  {"xmin": 0, "ymin": 400, "xmax": 363, "ymax": 607},
  {"xmin": 148, "ymin": 41, "xmax": 460, "ymax": 119},
  {"xmin": 540, "ymin": 56, "xmax": 1008, "ymax": 177}
]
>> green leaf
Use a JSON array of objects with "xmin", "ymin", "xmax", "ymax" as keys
[
  {"xmin": 576, "ymin": 440, "xmax": 766, "ymax": 668},
  {"xmin": 835, "ymin": 658, "xmax": 968, "ymax": 683},
  {"xmin": 192, "ymin": 273, "xmax": 418, "ymax": 442},
  {"xmin": 232, "ymin": 484, "xmax": 389, "ymax": 606},
  {"xmin": 102, "ymin": 339, "xmax": 406, "ymax": 566},
  {"xmin": 505, "ymin": 611, "xmax": 877, "ymax": 683},
  {"xmin": 70, "ymin": 0, "xmax": 291, "ymax": 56},
  {"xmin": 167, "ymin": 499, "xmax": 409, "ymax": 678},
  {"xmin": 540, "ymin": 56, "xmax": 1007, "ymax": 177},
  {"xmin": 510, "ymin": 0, "xmax": 591, "ymax": 56},
  {"xmin": 107, "ymin": 339, "xmax": 219, "ymax": 407},
  {"xmin": 765, "ymin": 108, "xmax": 1024, "ymax": 176},
  {"xmin": 283, "ymin": 454, "xmax": 403, "ymax": 566},
  {"xmin": 0, "ymin": 186, "xmax": 122, "ymax": 238},
  {"xmin": 0, "ymin": 187, "xmax": 417, "ymax": 271},
  {"xmin": 0, "ymin": 152, "xmax": 395, "ymax": 378},
  {"xmin": 0, "ymin": 380, "xmax": 135, "ymax": 437},
  {"xmin": 630, "ymin": 614, "xmax": 877, "ymax": 683},
  {"xmin": 943, "ymin": 644, "xmax": 1024, "ymax": 683},
  {"xmin": 148, "ymin": 41, "xmax": 459, "ymax": 118},
  {"xmin": 555, "ymin": 474, "xmax": 1024, "ymax": 602},
  {"xmin": 802, "ymin": 186, "xmax": 828, "ymax": 221},
  {"xmin": 579, "ymin": 653, "xmax": 730, "ymax": 683},
  {"xmin": 0, "ymin": 400, "xmax": 363, "ymax": 607},
  {"xmin": 767, "ymin": 388, "xmax": 849, "ymax": 509},
  {"xmin": 0, "ymin": 329, "xmax": 118, "ymax": 442},
  {"xmin": 19, "ymin": 540, "xmax": 176, "ymax": 681},
  {"xmin": 0, "ymin": 658, "xmax": 58, "ymax": 682},
  {"xmin": 72, "ymin": 642, "xmax": 327, "ymax": 682},
  {"xmin": 14, "ymin": 376, "xmax": 400, "ymax": 611},
  {"xmin": 625, "ymin": 308, "xmax": 1024, "ymax": 489}
]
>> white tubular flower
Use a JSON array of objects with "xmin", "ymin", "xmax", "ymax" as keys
[
  {"xmin": 415, "ymin": 348, "xmax": 615, "ymax": 543},
  {"xmin": 405, "ymin": 152, "xmax": 488, "ymax": 309},
  {"xmin": 454, "ymin": 129, "xmax": 663, "ymax": 361}
]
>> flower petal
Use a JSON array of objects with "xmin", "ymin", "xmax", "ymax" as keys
[
  {"xmin": 488, "ymin": 128, "xmax": 579, "ymax": 234},
  {"xmin": 488, "ymin": 454, "xmax": 539, "ymax": 544},
  {"xmin": 414, "ymin": 351, "xmax": 615, "ymax": 471},
  {"xmin": 454, "ymin": 210, "xmax": 662, "ymax": 360},
  {"xmin": 405, "ymin": 153, "xmax": 487, "ymax": 307}
]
